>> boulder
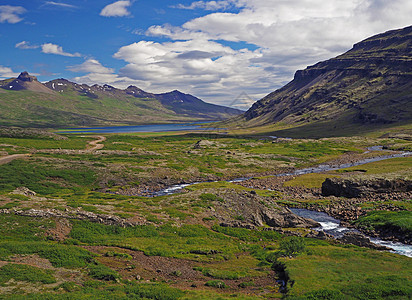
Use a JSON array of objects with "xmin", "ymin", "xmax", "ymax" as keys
[
  {"xmin": 338, "ymin": 232, "xmax": 390, "ymax": 250},
  {"xmin": 322, "ymin": 177, "xmax": 412, "ymax": 198}
]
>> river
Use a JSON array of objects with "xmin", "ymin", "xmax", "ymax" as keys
[
  {"xmin": 145, "ymin": 149, "xmax": 411, "ymax": 257},
  {"xmin": 290, "ymin": 208, "xmax": 412, "ymax": 257}
]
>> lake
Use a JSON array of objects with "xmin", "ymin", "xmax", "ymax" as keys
[{"xmin": 58, "ymin": 122, "xmax": 216, "ymax": 134}]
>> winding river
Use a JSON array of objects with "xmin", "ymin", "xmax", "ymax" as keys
[{"xmin": 147, "ymin": 149, "xmax": 411, "ymax": 257}]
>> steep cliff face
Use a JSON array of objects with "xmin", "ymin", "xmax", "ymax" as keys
[{"xmin": 243, "ymin": 26, "xmax": 412, "ymax": 132}]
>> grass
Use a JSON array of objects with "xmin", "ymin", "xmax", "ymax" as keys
[
  {"xmin": 69, "ymin": 221, "xmax": 242, "ymax": 260},
  {"xmin": 354, "ymin": 210, "xmax": 412, "ymax": 233},
  {"xmin": 336, "ymin": 156, "xmax": 412, "ymax": 179},
  {"xmin": 0, "ymin": 132, "xmax": 411, "ymax": 299},
  {"xmin": 284, "ymin": 174, "xmax": 341, "ymax": 188},
  {"xmin": 0, "ymin": 264, "xmax": 56, "ymax": 285},
  {"xmin": 0, "ymin": 159, "xmax": 97, "ymax": 195},
  {"xmin": 282, "ymin": 243, "xmax": 412, "ymax": 298}
]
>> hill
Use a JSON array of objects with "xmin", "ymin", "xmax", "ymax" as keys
[
  {"xmin": 227, "ymin": 25, "xmax": 412, "ymax": 137},
  {"xmin": 0, "ymin": 73, "xmax": 242, "ymax": 128}
]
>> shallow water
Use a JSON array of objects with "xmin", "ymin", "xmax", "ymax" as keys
[{"xmin": 290, "ymin": 208, "xmax": 412, "ymax": 257}]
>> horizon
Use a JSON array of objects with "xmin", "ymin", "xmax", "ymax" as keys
[{"xmin": 1, "ymin": 1, "xmax": 412, "ymax": 109}]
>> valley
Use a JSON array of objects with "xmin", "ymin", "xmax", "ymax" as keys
[
  {"xmin": 0, "ymin": 127, "xmax": 410, "ymax": 299},
  {"xmin": 0, "ymin": 23, "xmax": 411, "ymax": 300}
]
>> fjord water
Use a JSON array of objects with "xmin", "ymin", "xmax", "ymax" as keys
[
  {"xmin": 59, "ymin": 123, "xmax": 211, "ymax": 134},
  {"xmin": 290, "ymin": 208, "xmax": 412, "ymax": 257}
]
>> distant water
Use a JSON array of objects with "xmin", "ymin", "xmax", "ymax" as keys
[{"xmin": 59, "ymin": 122, "xmax": 215, "ymax": 134}]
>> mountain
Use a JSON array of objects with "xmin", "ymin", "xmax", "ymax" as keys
[
  {"xmin": 4, "ymin": 71, "xmax": 55, "ymax": 95},
  {"xmin": 0, "ymin": 74, "xmax": 242, "ymax": 128},
  {"xmin": 231, "ymin": 25, "xmax": 412, "ymax": 137}
]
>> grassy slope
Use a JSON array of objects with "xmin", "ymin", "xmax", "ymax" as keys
[{"xmin": 0, "ymin": 89, "xmax": 220, "ymax": 127}]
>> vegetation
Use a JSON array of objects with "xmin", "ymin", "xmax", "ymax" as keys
[{"xmin": 0, "ymin": 130, "xmax": 411, "ymax": 298}]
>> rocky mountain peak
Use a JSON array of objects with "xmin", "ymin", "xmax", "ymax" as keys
[{"xmin": 17, "ymin": 71, "xmax": 37, "ymax": 82}]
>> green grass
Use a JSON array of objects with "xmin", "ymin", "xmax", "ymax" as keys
[
  {"xmin": 0, "ymin": 159, "xmax": 97, "ymax": 195},
  {"xmin": 69, "ymin": 221, "xmax": 241, "ymax": 260},
  {"xmin": 284, "ymin": 174, "xmax": 341, "ymax": 188},
  {"xmin": 336, "ymin": 157, "xmax": 412, "ymax": 178},
  {"xmin": 282, "ymin": 243, "xmax": 412, "ymax": 298},
  {"xmin": 0, "ymin": 264, "xmax": 56, "ymax": 285},
  {"xmin": 354, "ymin": 210, "xmax": 412, "ymax": 233}
]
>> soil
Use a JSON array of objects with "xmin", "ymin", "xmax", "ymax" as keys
[{"xmin": 84, "ymin": 246, "xmax": 280, "ymax": 294}]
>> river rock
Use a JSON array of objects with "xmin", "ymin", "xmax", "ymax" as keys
[
  {"xmin": 338, "ymin": 232, "xmax": 390, "ymax": 250},
  {"xmin": 321, "ymin": 177, "xmax": 412, "ymax": 198}
]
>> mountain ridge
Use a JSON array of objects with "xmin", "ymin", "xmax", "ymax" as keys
[
  {"xmin": 233, "ymin": 25, "xmax": 412, "ymax": 137},
  {"xmin": 0, "ymin": 73, "xmax": 242, "ymax": 128}
]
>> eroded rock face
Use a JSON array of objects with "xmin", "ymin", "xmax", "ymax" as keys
[
  {"xmin": 321, "ymin": 177, "xmax": 412, "ymax": 198},
  {"xmin": 212, "ymin": 190, "xmax": 320, "ymax": 229}
]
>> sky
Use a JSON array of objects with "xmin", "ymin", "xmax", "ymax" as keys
[{"xmin": 1, "ymin": 0, "xmax": 412, "ymax": 109}]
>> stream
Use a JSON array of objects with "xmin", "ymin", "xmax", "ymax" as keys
[
  {"xmin": 149, "ymin": 150, "xmax": 411, "ymax": 197},
  {"xmin": 144, "ymin": 149, "xmax": 411, "ymax": 257},
  {"xmin": 290, "ymin": 208, "xmax": 412, "ymax": 257}
]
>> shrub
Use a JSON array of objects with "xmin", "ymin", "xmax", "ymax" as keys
[
  {"xmin": 125, "ymin": 282, "xmax": 185, "ymax": 300},
  {"xmin": 205, "ymin": 280, "xmax": 228, "ymax": 288},
  {"xmin": 88, "ymin": 264, "xmax": 119, "ymax": 281},
  {"xmin": 279, "ymin": 236, "xmax": 306, "ymax": 257}
]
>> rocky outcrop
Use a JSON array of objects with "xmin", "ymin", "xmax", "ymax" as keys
[
  {"xmin": 321, "ymin": 177, "xmax": 412, "ymax": 198},
  {"xmin": 338, "ymin": 232, "xmax": 390, "ymax": 250},
  {"xmin": 0, "ymin": 208, "xmax": 144, "ymax": 227},
  {"xmin": 212, "ymin": 190, "xmax": 320, "ymax": 229}
]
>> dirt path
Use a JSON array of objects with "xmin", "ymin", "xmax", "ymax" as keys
[
  {"xmin": 85, "ymin": 136, "xmax": 106, "ymax": 152},
  {"xmin": 0, "ymin": 153, "xmax": 31, "ymax": 165}
]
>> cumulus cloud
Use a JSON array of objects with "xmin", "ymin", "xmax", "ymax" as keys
[
  {"xmin": 127, "ymin": 0, "xmax": 412, "ymax": 107},
  {"xmin": 100, "ymin": 1, "xmax": 132, "ymax": 17},
  {"xmin": 15, "ymin": 41, "xmax": 39, "ymax": 49},
  {"xmin": 0, "ymin": 66, "xmax": 20, "ymax": 79},
  {"xmin": 41, "ymin": 43, "xmax": 81, "ymax": 57},
  {"xmin": 68, "ymin": 58, "xmax": 139, "ymax": 88},
  {"xmin": 0, "ymin": 5, "xmax": 26, "ymax": 24},
  {"xmin": 173, "ymin": 1, "xmax": 238, "ymax": 11},
  {"xmin": 68, "ymin": 59, "xmax": 114, "ymax": 74}
]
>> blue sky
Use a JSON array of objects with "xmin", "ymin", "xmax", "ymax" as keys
[{"xmin": 1, "ymin": 0, "xmax": 412, "ymax": 108}]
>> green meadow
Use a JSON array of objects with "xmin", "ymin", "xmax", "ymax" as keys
[{"xmin": 0, "ymin": 130, "xmax": 410, "ymax": 299}]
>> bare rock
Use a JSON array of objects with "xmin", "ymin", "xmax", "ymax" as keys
[
  {"xmin": 338, "ymin": 232, "xmax": 390, "ymax": 250},
  {"xmin": 322, "ymin": 177, "xmax": 412, "ymax": 198},
  {"xmin": 11, "ymin": 187, "xmax": 36, "ymax": 197}
]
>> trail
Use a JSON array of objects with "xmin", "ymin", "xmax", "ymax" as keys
[
  {"xmin": 0, "ymin": 153, "xmax": 31, "ymax": 165},
  {"xmin": 85, "ymin": 136, "xmax": 106, "ymax": 152}
]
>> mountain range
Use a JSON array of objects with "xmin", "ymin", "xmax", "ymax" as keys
[
  {"xmin": 0, "ymin": 72, "xmax": 242, "ymax": 128},
  {"xmin": 228, "ymin": 25, "xmax": 412, "ymax": 137}
]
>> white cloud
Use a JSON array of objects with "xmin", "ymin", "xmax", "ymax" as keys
[
  {"xmin": 131, "ymin": 0, "xmax": 412, "ymax": 107},
  {"xmin": 0, "ymin": 66, "xmax": 20, "ymax": 79},
  {"xmin": 0, "ymin": 5, "xmax": 26, "ymax": 24},
  {"xmin": 68, "ymin": 59, "xmax": 138, "ymax": 88},
  {"xmin": 68, "ymin": 59, "xmax": 114, "ymax": 74},
  {"xmin": 100, "ymin": 1, "xmax": 132, "ymax": 17},
  {"xmin": 42, "ymin": 2, "xmax": 78, "ymax": 9},
  {"xmin": 173, "ymin": 1, "xmax": 238, "ymax": 11},
  {"xmin": 41, "ymin": 43, "xmax": 81, "ymax": 57},
  {"xmin": 15, "ymin": 41, "xmax": 39, "ymax": 49}
]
